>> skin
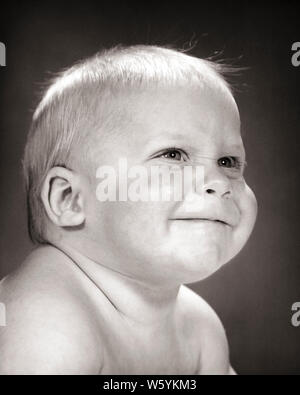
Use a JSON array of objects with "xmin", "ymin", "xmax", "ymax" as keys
[{"xmin": 0, "ymin": 77, "xmax": 257, "ymax": 374}]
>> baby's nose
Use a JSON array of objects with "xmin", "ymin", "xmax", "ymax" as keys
[{"xmin": 205, "ymin": 180, "xmax": 232, "ymax": 199}]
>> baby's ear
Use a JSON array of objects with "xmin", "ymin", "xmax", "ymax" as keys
[{"xmin": 41, "ymin": 166, "xmax": 85, "ymax": 228}]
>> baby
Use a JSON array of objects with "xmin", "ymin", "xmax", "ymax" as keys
[{"xmin": 0, "ymin": 45, "xmax": 257, "ymax": 374}]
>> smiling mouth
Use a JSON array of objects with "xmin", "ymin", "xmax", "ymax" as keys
[{"xmin": 170, "ymin": 218, "xmax": 229, "ymax": 226}]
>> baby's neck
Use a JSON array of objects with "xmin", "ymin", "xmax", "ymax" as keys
[{"xmin": 51, "ymin": 241, "xmax": 181, "ymax": 333}]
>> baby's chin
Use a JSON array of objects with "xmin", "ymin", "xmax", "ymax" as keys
[{"xmin": 158, "ymin": 240, "xmax": 232, "ymax": 284}]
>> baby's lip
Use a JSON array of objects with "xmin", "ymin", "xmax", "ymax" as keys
[
  {"xmin": 169, "ymin": 209, "xmax": 238, "ymax": 227},
  {"xmin": 170, "ymin": 201, "xmax": 240, "ymax": 228},
  {"xmin": 169, "ymin": 217, "xmax": 231, "ymax": 226}
]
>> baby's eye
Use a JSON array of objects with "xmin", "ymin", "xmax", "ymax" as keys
[
  {"xmin": 218, "ymin": 156, "xmax": 241, "ymax": 169},
  {"xmin": 156, "ymin": 148, "xmax": 187, "ymax": 162}
]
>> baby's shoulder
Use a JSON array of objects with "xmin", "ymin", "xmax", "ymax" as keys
[
  {"xmin": 178, "ymin": 285, "xmax": 232, "ymax": 375},
  {"xmin": 0, "ymin": 246, "xmax": 102, "ymax": 374}
]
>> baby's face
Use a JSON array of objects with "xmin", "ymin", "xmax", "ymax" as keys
[{"xmin": 82, "ymin": 80, "xmax": 257, "ymax": 285}]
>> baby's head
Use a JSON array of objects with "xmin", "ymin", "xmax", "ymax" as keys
[{"xmin": 23, "ymin": 45, "xmax": 257, "ymax": 286}]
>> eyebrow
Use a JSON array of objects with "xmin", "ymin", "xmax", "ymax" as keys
[
  {"xmin": 225, "ymin": 143, "xmax": 245, "ymax": 151},
  {"xmin": 143, "ymin": 127, "xmax": 246, "ymax": 158},
  {"xmin": 146, "ymin": 132, "xmax": 245, "ymax": 149},
  {"xmin": 145, "ymin": 131, "xmax": 187, "ymax": 142}
]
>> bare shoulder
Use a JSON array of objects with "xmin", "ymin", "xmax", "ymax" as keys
[
  {"xmin": 178, "ymin": 285, "xmax": 235, "ymax": 375},
  {"xmin": 0, "ymin": 246, "xmax": 102, "ymax": 374}
]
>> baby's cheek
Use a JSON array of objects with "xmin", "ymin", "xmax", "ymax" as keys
[
  {"xmin": 231, "ymin": 179, "xmax": 258, "ymax": 253},
  {"xmin": 238, "ymin": 182, "xmax": 257, "ymax": 227},
  {"xmin": 233, "ymin": 179, "xmax": 257, "ymax": 217}
]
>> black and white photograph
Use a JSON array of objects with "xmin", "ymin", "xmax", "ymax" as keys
[{"xmin": 0, "ymin": 0, "xmax": 299, "ymax": 377}]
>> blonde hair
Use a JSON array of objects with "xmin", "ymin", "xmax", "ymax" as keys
[{"xmin": 22, "ymin": 45, "xmax": 234, "ymax": 244}]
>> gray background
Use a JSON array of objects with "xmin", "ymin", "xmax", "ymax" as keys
[{"xmin": 0, "ymin": 0, "xmax": 299, "ymax": 374}]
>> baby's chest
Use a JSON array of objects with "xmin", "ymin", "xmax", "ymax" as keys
[{"xmin": 99, "ymin": 335, "xmax": 200, "ymax": 375}]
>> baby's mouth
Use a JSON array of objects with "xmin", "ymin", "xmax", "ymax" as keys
[
  {"xmin": 169, "ymin": 217, "xmax": 232, "ymax": 227},
  {"xmin": 170, "ymin": 206, "xmax": 239, "ymax": 228}
]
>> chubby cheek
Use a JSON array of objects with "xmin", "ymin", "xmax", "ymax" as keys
[
  {"xmin": 92, "ymin": 199, "xmax": 170, "ymax": 249},
  {"xmin": 231, "ymin": 179, "xmax": 258, "ymax": 258}
]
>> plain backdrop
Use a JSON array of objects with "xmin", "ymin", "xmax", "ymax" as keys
[{"xmin": 0, "ymin": 0, "xmax": 299, "ymax": 375}]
